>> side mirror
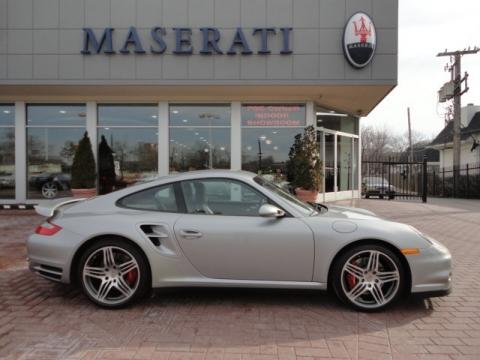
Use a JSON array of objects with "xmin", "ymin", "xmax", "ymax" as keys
[{"xmin": 259, "ymin": 204, "xmax": 285, "ymax": 218}]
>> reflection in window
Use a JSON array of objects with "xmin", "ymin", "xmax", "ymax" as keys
[
  {"xmin": 98, "ymin": 105, "xmax": 158, "ymax": 191},
  {"xmin": 169, "ymin": 105, "xmax": 231, "ymax": 172},
  {"xmin": 98, "ymin": 105, "xmax": 158, "ymax": 126},
  {"xmin": 118, "ymin": 184, "xmax": 178, "ymax": 212},
  {"xmin": 0, "ymin": 105, "xmax": 15, "ymax": 199},
  {"xmin": 27, "ymin": 105, "xmax": 86, "ymax": 199},
  {"xmin": 27, "ymin": 105, "xmax": 86, "ymax": 126},
  {"xmin": 241, "ymin": 104, "xmax": 305, "ymax": 180}
]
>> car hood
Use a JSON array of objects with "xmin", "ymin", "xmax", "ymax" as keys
[{"xmin": 322, "ymin": 205, "xmax": 379, "ymax": 220}]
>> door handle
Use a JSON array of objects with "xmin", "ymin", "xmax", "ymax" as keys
[{"xmin": 179, "ymin": 230, "xmax": 203, "ymax": 239}]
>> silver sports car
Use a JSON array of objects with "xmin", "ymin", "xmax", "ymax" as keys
[{"xmin": 27, "ymin": 170, "xmax": 452, "ymax": 311}]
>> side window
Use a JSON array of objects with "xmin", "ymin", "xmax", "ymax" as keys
[
  {"xmin": 181, "ymin": 179, "xmax": 268, "ymax": 216},
  {"xmin": 118, "ymin": 184, "xmax": 178, "ymax": 212}
]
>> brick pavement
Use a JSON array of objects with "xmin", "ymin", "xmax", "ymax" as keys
[{"xmin": 0, "ymin": 199, "xmax": 479, "ymax": 360}]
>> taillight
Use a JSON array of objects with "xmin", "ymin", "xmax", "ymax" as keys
[{"xmin": 35, "ymin": 221, "xmax": 62, "ymax": 236}]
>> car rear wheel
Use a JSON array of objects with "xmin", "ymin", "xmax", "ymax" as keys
[
  {"xmin": 331, "ymin": 244, "xmax": 405, "ymax": 311},
  {"xmin": 77, "ymin": 239, "xmax": 149, "ymax": 308},
  {"xmin": 41, "ymin": 181, "xmax": 58, "ymax": 199}
]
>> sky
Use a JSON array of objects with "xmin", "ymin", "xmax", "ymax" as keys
[{"xmin": 365, "ymin": 0, "xmax": 480, "ymax": 139}]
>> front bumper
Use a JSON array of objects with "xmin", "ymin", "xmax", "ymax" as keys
[
  {"xmin": 26, "ymin": 229, "xmax": 82, "ymax": 284},
  {"xmin": 408, "ymin": 240, "xmax": 452, "ymax": 295}
]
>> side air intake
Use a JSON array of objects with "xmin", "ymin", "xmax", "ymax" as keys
[{"xmin": 139, "ymin": 224, "xmax": 169, "ymax": 247}]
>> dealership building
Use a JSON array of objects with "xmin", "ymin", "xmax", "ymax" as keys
[{"xmin": 0, "ymin": 0, "xmax": 398, "ymax": 204}]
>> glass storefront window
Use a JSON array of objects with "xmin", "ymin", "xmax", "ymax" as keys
[
  {"xmin": 241, "ymin": 104, "xmax": 305, "ymax": 180},
  {"xmin": 170, "ymin": 105, "xmax": 231, "ymax": 127},
  {"xmin": 98, "ymin": 105, "xmax": 158, "ymax": 192},
  {"xmin": 27, "ymin": 105, "xmax": 86, "ymax": 126},
  {"xmin": 169, "ymin": 105, "xmax": 231, "ymax": 172},
  {"xmin": 98, "ymin": 105, "xmax": 158, "ymax": 126},
  {"xmin": 27, "ymin": 104, "xmax": 86, "ymax": 199},
  {"xmin": 0, "ymin": 105, "xmax": 15, "ymax": 199}
]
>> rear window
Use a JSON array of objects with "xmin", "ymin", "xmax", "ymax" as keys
[{"xmin": 117, "ymin": 184, "xmax": 178, "ymax": 212}]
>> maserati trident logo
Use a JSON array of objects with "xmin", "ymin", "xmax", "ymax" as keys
[{"xmin": 343, "ymin": 12, "xmax": 376, "ymax": 68}]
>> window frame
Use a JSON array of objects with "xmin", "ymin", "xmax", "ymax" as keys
[
  {"xmin": 115, "ymin": 182, "xmax": 185, "ymax": 213},
  {"xmin": 176, "ymin": 177, "xmax": 291, "ymax": 217}
]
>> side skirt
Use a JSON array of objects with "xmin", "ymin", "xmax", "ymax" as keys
[{"xmin": 153, "ymin": 278, "xmax": 327, "ymax": 290}]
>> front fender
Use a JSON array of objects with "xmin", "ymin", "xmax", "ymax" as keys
[{"xmin": 302, "ymin": 217, "xmax": 430, "ymax": 284}]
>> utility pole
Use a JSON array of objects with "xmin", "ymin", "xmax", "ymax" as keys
[
  {"xmin": 437, "ymin": 47, "xmax": 479, "ymax": 196},
  {"xmin": 407, "ymin": 107, "xmax": 413, "ymax": 162},
  {"xmin": 407, "ymin": 107, "xmax": 414, "ymax": 192}
]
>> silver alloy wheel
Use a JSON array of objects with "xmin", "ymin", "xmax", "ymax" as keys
[
  {"xmin": 82, "ymin": 246, "xmax": 140, "ymax": 306},
  {"xmin": 41, "ymin": 182, "xmax": 58, "ymax": 199},
  {"xmin": 340, "ymin": 250, "xmax": 400, "ymax": 309}
]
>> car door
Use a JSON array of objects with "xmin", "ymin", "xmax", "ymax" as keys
[{"xmin": 173, "ymin": 178, "xmax": 314, "ymax": 282}]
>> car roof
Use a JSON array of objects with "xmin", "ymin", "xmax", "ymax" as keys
[{"xmin": 147, "ymin": 170, "xmax": 257, "ymax": 184}]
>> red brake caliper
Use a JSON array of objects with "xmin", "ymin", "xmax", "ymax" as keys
[
  {"xmin": 126, "ymin": 269, "xmax": 138, "ymax": 285},
  {"xmin": 346, "ymin": 261, "xmax": 357, "ymax": 289}
]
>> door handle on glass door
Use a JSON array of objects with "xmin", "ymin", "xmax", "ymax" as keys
[{"xmin": 179, "ymin": 230, "xmax": 203, "ymax": 239}]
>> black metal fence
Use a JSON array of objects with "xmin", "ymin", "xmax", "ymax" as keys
[
  {"xmin": 428, "ymin": 163, "xmax": 480, "ymax": 199},
  {"xmin": 362, "ymin": 157, "xmax": 427, "ymax": 202}
]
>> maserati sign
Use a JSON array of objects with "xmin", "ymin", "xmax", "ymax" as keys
[{"xmin": 343, "ymin": 12, "xmax": 376, "ymax": 68}]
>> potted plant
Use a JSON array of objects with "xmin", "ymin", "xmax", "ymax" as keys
[
  {"xmin": 287, "ymin": 125, "xmax": 322, "ymax": 203},
  {"xmin": 70, "ymin": 132, "xmax": 97, "ymax": 198}
]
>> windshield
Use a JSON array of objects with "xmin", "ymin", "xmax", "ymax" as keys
[
  {"xmin": 254, "ymin": 176, "xmax": 318, "ymax": 216},
  {"xmin": 363, "ymin": 177, "xmax": 389, "ymax": 185}
]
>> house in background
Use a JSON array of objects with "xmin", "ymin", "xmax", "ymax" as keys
[{"xmin": 429, "ymin": 104, "xmax": 480, "ymax": 169}]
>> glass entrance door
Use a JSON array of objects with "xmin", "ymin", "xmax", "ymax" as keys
[{"xmin": 318, "ymin": 130, "xmax": 359, "ymax": 199}]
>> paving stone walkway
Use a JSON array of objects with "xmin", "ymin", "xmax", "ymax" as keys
[{"xmin": 0, "ymin": 198, "xmax": 479, "ymax": 359}]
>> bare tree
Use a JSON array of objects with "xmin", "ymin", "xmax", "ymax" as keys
[
  {"xmin": 361, "ymin": 125, "xmax": 402, "ymax": 159},
  {"xmin": 361, "ymin": 125, "xmax": 432, "ymax": 160}
]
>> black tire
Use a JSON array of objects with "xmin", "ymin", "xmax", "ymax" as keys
[
  {"xmin": 365, "ymin": 194, "xmax": 370, "ymax": 199},
  {"xmin": 379, "ymin": 195, "xmax": 384, "ymax": 199},
  {"xmin": 330, "ymin": 244, "xmax": 406, "ymax": 312},
  {"xmin": 389, "ymin": 195, "xmax": 395, "ymax": 200},
  {"xmin": 77, "ymin": 238, "xmax": 150, "ymax": 308}
]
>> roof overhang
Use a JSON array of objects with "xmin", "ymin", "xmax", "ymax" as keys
[{"xmin": 0, "ymin": 84, "xmax": 395, "ymax": 117}]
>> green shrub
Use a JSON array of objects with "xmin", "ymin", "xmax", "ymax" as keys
[{"xmin": 71, "ymin": 132, "xmax": 96, "ymax": 188}]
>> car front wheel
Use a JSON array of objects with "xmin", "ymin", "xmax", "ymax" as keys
[
  {"xmin": 331, "ymin": 245, "xmax": 405, "ymax": 311},
  {"xmin": 77, "ymin": 239, "xmax": 150, "ymax": 308}
]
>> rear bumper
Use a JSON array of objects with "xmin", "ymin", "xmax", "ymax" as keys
[{"xmin": 26, "ymin": 230, "xmax": 81, "ymax": 284}]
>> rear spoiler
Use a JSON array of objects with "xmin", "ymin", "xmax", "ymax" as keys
[{"xmin": 34, "ymin": 198, "xmax": 86, "ymax": 217}]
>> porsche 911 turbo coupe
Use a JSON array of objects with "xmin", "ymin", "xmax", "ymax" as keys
[{"xmin": 27, "ymin": 171, "xmax": 452, "ymax": 311}]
